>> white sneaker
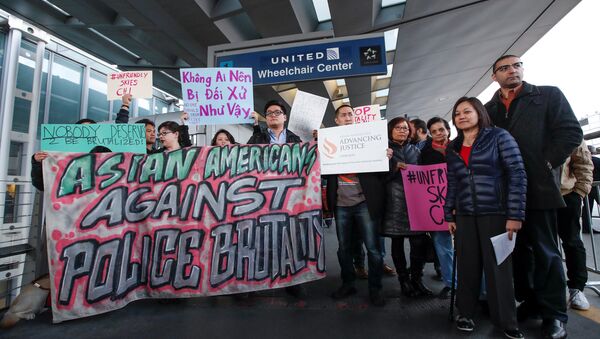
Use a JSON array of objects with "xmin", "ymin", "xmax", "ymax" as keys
[{"xmin": 568, "ymin": 288, "xmax": 590, "ymax": 310}]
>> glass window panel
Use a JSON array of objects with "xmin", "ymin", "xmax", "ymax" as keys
[
  {"xmin": 47, "ymin": 55, "xmax": 83, "ymax": 124},
  {"xmin": 137, "ymin": 98, "xmax": 151, "ymax": 116},
  {"xmin": 87, "ymin": 70, "xmax": 109, "ymax": 122},
  {"xmin": 0, "ymin": 33, "xmax": 6, "ymax": 86},
  {"xmin": 12, "ymin": 41, "xmax": 43, "ymax": 133},
  {"xmin": 37, "ymin": 52, "xmax": 50, "ymax": 138},
  {"xmin": 382, "ymin": 0, "xmax": 406, "ymax": 8},
  {"xmin": 7, "ymin": 142, "xmax": 24, "ymax": 176},
  {"xmin": 154, "ymin": 97, "xmax": 169, "ymax": 115},
  {"xmin": 312, "ymin": 0, "xmax": 331, "ymax": 22}
]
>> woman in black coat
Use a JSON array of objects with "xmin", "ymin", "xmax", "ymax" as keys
[
  {"xmin": 419, "ymin": 117, "xmax": 455, "ymax": 299},
  {"xmin": 382, "ymin": 117, "xmax": 433, "ymax": 297},
  {"xmin": 444, "ymin": 97, "xmax": 526, "ymax": 338}
]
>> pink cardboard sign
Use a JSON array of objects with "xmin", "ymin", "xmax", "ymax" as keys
[{"xmin": 401, "ymin": 163, "xmax": 448, "ymax": 231}]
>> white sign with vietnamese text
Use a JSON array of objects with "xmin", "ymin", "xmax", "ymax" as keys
[
  {"xmin": 354, "ymin": 104, "xmax": 381, "ymax": 124},
  {"xmin": 318, "ymin": 119, "xmax": 389, "ymax": 175},
  {"xmin": 107, "ymin": 71, "xmax": 153, "ymax": 100},
  {"xmin": 180, "ymin": 67, "xmax": 254, "ymax": 125},
  {"xmin": 287, "ymin": 90, "xmax": 329, "ymax": 142}
]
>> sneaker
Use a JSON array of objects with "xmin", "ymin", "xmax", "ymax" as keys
[
  {"xmin": 331, "ymin": 285, "xmax": 358, "ymax": 300},
  {"xmin": 383, "ymin": 264, "xmax": 396, "ymax": 276},
  {"xmin": 456, "ymin": 316, "xmax": 475, "ymax": 332},
  {"xmin": 355, "ymin": 266, "xmax": 368, "ymax": 279},
  {"xmin": 438, "ymin": 286, "xmax": 452, "ymax": 299},
  {"xmin": 503, "ymin": 328, "xmax": 524, "ymax": 339},
  {"xmin": 568, "ymin": 288, "xmax": 590, "ymax": 310},
  {"xmin": 369, "ymin": 289, "xmax": 386, "ymax": 307}
]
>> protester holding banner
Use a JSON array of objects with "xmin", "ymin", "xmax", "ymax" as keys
[
  {"xmin": 154, "ymin": 113, "xmax": 192, "ymax": 153},
  {"xmin": 326, "ymin": 104, "xmax": 388, "ymax": 307},
  {"xmin": 247, "ymin": 99, "xmax": 306, "ymax": 300},
  {"xmin": 444, "ymin": 97, "xmax": 526, "ymax": 338},
  {"xmin": 248, "ymin": 100, "xmax": 302, "ymax": 144},
  {"xmin": 419, "ymin": 117, "xmax": 454, "ymax": 299},
  {"xmin": 211, "ymin": 129, "xmax": 237, "ymax": 146},
  {"xmin": 136, "ymin": 118, "xmax": 157, "ymax": 153},
  {"xmin": 381, "ymin": 117, "xmax": 432, "ymax": 298}
]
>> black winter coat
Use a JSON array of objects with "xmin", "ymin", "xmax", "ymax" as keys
[
  {"xmin": 485, "ymin": 82, "xmax": 583, "ymax": 209},
  {"xmin": 381, "ymin": 141, "xmax": 420, "ymax": 236},
  {"xmin": 444, "ymin": 127, "xmax": 527, "ymax": 222},
  {"xmin": 419, "ymin": 140, "xmax": 447, "ymax": 165},
  {"xmin": 247, "ymin": 125, "xmax": 302, "ymax": 144},
  {"xmin": 30, "ymin": 108, "xmax": 131, "ymax": 191}
]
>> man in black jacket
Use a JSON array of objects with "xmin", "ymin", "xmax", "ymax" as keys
[
  {"xmin": 247, "ymin": 100, "xmax": 302, "ymax": 144},
  {"xmin": 246, "ymin": 99, "xmax": 305, "ymax": 300},
  {"xmin": 485, "ymin": 55, "xmax": 583, "ymax": 339}
]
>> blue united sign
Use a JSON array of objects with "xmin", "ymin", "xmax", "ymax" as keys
[{"xmin": 215, "ymin": 34, "xmax": 387, "ymax": 85}]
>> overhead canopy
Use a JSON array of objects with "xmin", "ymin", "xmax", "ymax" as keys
[{"xmin": 0, "ymin": 0, "xmax": 580, "ymax": 125}]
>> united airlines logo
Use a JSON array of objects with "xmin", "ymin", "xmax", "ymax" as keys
[
  {"xmin": 359, "ymin": 46, "xmax": 382, "ymax": 66},
  {"xmin": 326, "ymin": 48, "xmax": 340, "ymax": 60}
]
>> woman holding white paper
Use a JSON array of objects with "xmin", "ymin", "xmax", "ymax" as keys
[{"xmin": 444, "ymin": 97, "xmax": 526, "ymax": 338}]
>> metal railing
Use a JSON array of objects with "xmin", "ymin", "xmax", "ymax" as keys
[
  {"xmin": 580, "ymin": 182, "xmax": 600, "ymax": 296},
  {"xmin": 0, "ymin": 178, "xmax": 43, "ymax": 309}
]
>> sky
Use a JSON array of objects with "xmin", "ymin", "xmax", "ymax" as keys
[{"xmin": 478, "ymin": 0, "xmax": 600, "ymax": 120}]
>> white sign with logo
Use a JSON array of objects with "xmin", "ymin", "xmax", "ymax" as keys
[
  {"xmin": 318, "ymin": 120, "xmax": 389, "ymax": 175},
  {"xmin": 106, "ymin": 71, "xmax": 153, "ymax": 100},
  {"xmin": 287, "ymin": 90, "xmax": 329, "ymax": 142},
  {"xmin": 354, "ymin": 104, "xmax": 381, "ymax": 124}
]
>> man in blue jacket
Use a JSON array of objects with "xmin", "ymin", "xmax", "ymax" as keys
[{"xmin": 485, "ymin": 55, "xmax": 583, "ymax": 339}]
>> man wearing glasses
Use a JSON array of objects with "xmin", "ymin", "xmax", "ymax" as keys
[
  {"xmin": 485, "ymin": 55, "xmax": 582, "ymax": 339},
  {"xmin": 247, "ymin": 100, "xmax": 305, "ymax": 300},
  {"xmin": 248, "ymin": 100, "xmax": 302, "ymax": 144}
]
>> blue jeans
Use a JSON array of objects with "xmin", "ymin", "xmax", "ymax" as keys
[
  {"xmin": 335, "ymin": 202, "xmax": 383, "ymax": 290},
  {"xmin": 431, "ymin": 231, "xmax": 454, "ymax": 288}
]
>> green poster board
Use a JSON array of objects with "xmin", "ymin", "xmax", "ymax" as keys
[{"xmin": 41, "ymin": 124, "xmax": 146, "ymax": 153}]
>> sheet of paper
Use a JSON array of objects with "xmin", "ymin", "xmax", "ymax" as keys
[
  {"xmin": 490, "ymin": 232, "xmax": 516, "ymax": 265},
  {"xmin": 318, "ymin": 120, "xmax": 389, "ymax": 175},
  {"xmin": 287, "ymin": 90, "xmax": 329, "ymax": 142},
  {"xmin": 107, "ymin": 71, "xmax": 153, "ymax": 100}
]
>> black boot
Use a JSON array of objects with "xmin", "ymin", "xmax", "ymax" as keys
[
  {"xmin": 411, "ymin": 276, "xmax": 433, "ymax": 297},
  {"xmin": 399, "ymin": 274, "xmax": 415, "ymax": 297}
]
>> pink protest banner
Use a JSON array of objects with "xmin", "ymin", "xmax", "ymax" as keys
[
  {"xmin": 43, "ymin": 143, "xmax": 324, "ymax": 322},
  {"xmin": 401, "ymin": 163, "xmax": 448, "ymax": 231}
]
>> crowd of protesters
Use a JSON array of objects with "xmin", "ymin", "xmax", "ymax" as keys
[{"xmin": 3, "ymin": 54, "xmax": 591, "ymax": 339}]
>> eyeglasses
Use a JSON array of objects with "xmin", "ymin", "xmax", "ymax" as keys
[
  {"xmin": 494, "ymin": 61, "xmax": 523, "ymax": 73},
  {"xmin": 394, "ymin": 126, "xmax": 410, "ymax": 131},
  {"xmin": 265, "ymin": 110, "xmax": 284, "ymax": 116},
  {"xmin": 158, "ymin": 131, "xmax": 174, "ymax": 137}
]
